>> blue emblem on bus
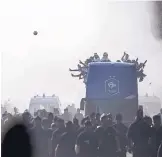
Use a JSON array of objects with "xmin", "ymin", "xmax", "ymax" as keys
[{"xmin": 105, "ymin": 77, "xmax": 119, "ymax": 95}]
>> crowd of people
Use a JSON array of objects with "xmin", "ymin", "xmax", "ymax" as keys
[
  {"xmin": 69, "ymin": 52, "xmax": 147, "ymax": 84},
  {"xmin": 1, "ymin": 107, "xmax": 162, "ymax": 157}
]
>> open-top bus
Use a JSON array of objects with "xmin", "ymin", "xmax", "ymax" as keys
[{"xmin": 80, "ymin": 62, "xmax": 138, "ymax": 124}]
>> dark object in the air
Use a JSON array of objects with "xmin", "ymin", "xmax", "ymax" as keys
[
  {"xmin": 2, "ymin": 123, "xmax": 32, "ymax": 157},
  {"xmin": 33, "ymin": 31, "xmax": 38, "ymax": 35}
]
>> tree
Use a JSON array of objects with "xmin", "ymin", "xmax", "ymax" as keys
[{"xmin": 69, "ymin": 52, "xmax": 147, "ymax": 84}]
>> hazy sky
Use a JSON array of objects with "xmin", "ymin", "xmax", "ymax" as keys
[{"xmin": 1, "ymin": 1, "xmax": 162, "ymax": 111}]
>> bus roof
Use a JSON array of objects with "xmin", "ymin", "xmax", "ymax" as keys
[
  {"xmin": 89, "ymin": 62, "xmax": 135, "ymax": 67},
  {"xmin": 86, "ymin": 62, "xmax": 137, "ymax": 100}
]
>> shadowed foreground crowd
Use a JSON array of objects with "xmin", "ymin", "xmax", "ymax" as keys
[{"xmin": 1, "ymin": 109, "xmax": 162, "ymax": 157}]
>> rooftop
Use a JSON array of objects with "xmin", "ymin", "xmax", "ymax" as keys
[{"xmin": 89, "ymin": 62, "xmax": 135, "ymax": 67}]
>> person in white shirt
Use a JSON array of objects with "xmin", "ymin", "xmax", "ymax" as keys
[
  {"xmin": 74, "ymin": 108, "xmax": 84, "ymax": 125},
  {"xmin": 101, "ymin": 52, "xmax": 111, "ymax": 62},
  {"xmin": 93, "ymin": 53, "xmax": 100, "ymax": 62},
  {"xmin": 61, "ymin": 108, "xmax": 72, "ymax": 122}
]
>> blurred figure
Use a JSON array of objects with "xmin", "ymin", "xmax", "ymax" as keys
[
  {"xmin": 47, "ymin": 113, "xmax": 54, "ymax": 128},
  {"xmin": 95, "ymin": 114, "xmax": 119, "ymax": 157},
  {"xmin": 90, "ymin": 112, "xmax": 96, "ymax": 128},
  {"xmin": 62, "ymin": 108, "xmax": 72, "ymax": 122},
  {"xmin": 51, "ymin": 119, "xmax": 65, "ymax": 157},
  {"xmin": 13, "ymin": 107, "xmax": 19, "ymax": 115},
  {"xmin": 95, "ymin": 113, "xmax": 101, "ymax": 126},
  {"xmin": 76, "ymin": 117, "xmax": 89, "ymax": 135},
  {"xmin": 22, "ymin": 112, "xmax": 33, "ymax": 129},
  {"xmin": 107, "ymin": 113, "xmax": 115, "ymax": 125},
  {"xmin": 74, "ymin": 108, "xmax": 83, "ymax": 125},
  {"xmin": 127, "ymin": 109, "xmax": 152, "ymax": 157},
  {"xmin": 121, "ymin": 52, "xmax": 130, "ymax": 62},
  {"xmin": 151, "ymin": 115, "xmax": 162, "ymax": 157},
  {"xmin": 143, "ymin": 116, "xmax": 152, "ymax": 127},
  {"xmin": 51, "ymin": 123, "xmax": 57, "ymax": 131},
  {"xmin": 49, "ymin": 123, "xmax": 57, "ymax": 157},
  {"xmin": 101, "ymin": 52, "xmax": 111, "ymax": 62},
  {"xmin": 55, "ymin": 121, "xmax": 76, "ymax": 157},
  {"xmin": 100, "ymin": 114, "xmax": 108, "ymax": 127},
  {"xmin": 42, "ymin": 118, "xmax": 49, "ymax": 130},
  {"xmin": 93, "ymin": 53, "xmax": 100, "ymax": 62},
  {"xmin": 75, "ymin": 120, "xmax": 98, "ymax": 157},
  {"xmin": 31, "ymin": 116, "xmax": 47, "ymax": 157},
  {"xmin": 33, "ymin": 116, "xmax": 42, "ymax": 129},
  {"xmin": 54, "ymin": 116, "xmax": 59, "ymax": 124},
  {"xmin": 73, "ymin": 117, "xmax": 80, "ymax": 131},
  {"xmin": 114, "ymin": 113, "xmax": 128, "ymax": 157},
  {"xmin": 3, "ymin": 113, "xmax": 13, "ymax": 127},
  {"xmin": 95, "ymin": 114, "xmax": 108, "ymax": 143}
]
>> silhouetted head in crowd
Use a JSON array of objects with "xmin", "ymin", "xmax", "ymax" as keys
[
  {"xmin": 80, "ymin": 116, "xmax": 89, "ymax": 127},
  {"xmin": 7, "ymin": 113, "xmax": 13, "ymax": 119},
  {"xmin": 64, "ymin": 108, "xmax": 68, "ymax": 113},
  {"xmin": 77, "ymin": 108, "xmax": 80, "ymax": 113},
  {"xmin": 22, "ymin": 112, "xmax": 31, "ymax": 124},
  {"xmin": 41, "ymin": 118, "xmax": 48, "ymax": 130},
  {"xmin": 116, "ymin": 113, "xmax": 123, "ymax": 124},
  {"xmin": 2, "ymin": 112, "xmax": 7, "ymax": 119},
  {"xmin": 144, "ymin": 116, "xmax": 152, "ymax": 126},
  {"xmin": 107, "ymin": 113, "xmax": 113, "ymax": 126},
  {"xmin": 81, "ymin": 118, "xmax": 87, "ymax": 126},
  {"xmin": 65, "ymin": 121, "xmax": 73, "ymax": 132},
  {"xmin": 107, "ymin": 113, "xmax": 113, "ymax": 121},
  {"xmin": 125, "ymin": 53, "xmax": 129, "ymax": 60},
  {"xmin": 96, "ymin": 113, "xmax": 101, "ymax": 121},
  {"xmin": 56, "ymin": 118, "xmax": 65, "ymax": 129},
  {"xmin": 153, "ymin": 115, "xmax": 161, "ymax": 127},
  {"xmin": 89, "ymin": 56, "xmax": 94, "ymax": 62},
  {"xmin": 54, "ymin": 116, "xmax": 58, "ymax": 123},
  {"xmin": 85, "ymin": 115, "xmax": 90, "ymax": 121},
  {"xmin": 34, "ymin": 112, "xmax": 38, "ymax": 117},
  {"xmin": 84, "ymin": 120, "xmax": 92, "ymax": 131},
  {"xmin": 48, "ymin": 112, "xmax": 53, "ymax": 122},
  {"xmin": 34, "ymin": 116, "xmax": 41, "ymax": 128},
  {"xmin": 136, "ymin": 109, "xmax": 143, "ymax": 121},
  {"xmin": 73, "ymin": 117, "xmax": 79, "ymax": 126},
  {"xmin": 100, "ymin": 114, "xmax": 108, "ymax": 128},
  {"xmin": 51, "ymin": 123, "xmax": 57, "ymax": 131},
  {"xmin": 90, "ymin": 112, "xmax": 96, "ymax": 120},
  {"xmin": 84, "ymin": 59, "xmax": 89, "ymax": 65},
  {"xmin": 103, "ymin": 52, "xmax": 108, "ymax": 58},
  {"xmin": 94, "ymin": 53, "xmax": 100, "ymax": 60}
]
